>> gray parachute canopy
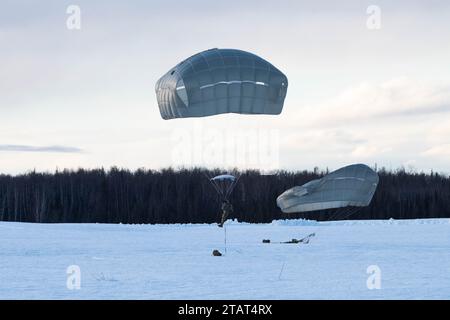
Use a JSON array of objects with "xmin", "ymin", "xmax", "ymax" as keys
[
  {"xmin": 276, "ymin": 164, "xmax": 379, "ymax": 213},
  {"xmin": 155, "ymin": 48, "xmax": 288, "ymax": 120},
  {"xmin": 209, "ymin": 174, "xmax": 238, "ymax": 201}
]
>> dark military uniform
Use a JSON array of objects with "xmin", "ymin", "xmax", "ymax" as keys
[{"xmin": 219, "ymin": 201, "xmax": 233, "ymax": 227}]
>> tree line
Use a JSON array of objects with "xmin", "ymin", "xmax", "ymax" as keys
[{"xmin": 0, "ymin": 167, "xmax": 449, "ymax": 224}]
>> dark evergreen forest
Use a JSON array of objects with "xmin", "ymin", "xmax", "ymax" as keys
[{"xmin": 0, "ymin": 167, "xmax": 449, "ymax": 224}]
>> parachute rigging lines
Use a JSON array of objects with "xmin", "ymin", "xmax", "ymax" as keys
[{"xmin": 207, "ymin": 173, "xmax": 240, "ymax": 201}]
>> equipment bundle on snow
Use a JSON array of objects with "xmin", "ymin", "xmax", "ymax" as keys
[{"xmin": 263, "ymin": 233, "xmax": 316, "ymax": 245}]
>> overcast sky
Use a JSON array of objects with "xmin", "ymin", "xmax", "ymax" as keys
[{"xmin": 1, "ymin": 0, "xmax": 450, "ymax": 174}]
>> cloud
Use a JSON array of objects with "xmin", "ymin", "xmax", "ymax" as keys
[
  {"xmin": 421, "ymin": 144, "xmax": 450, "ymax": 157},
  {"xmin": 281, "ymin": 129, "xmax": 366, "ymax": 152},
  {"xmin": 0, "ymin": 145, "xmax": 84, "ymax": 153},
  {"xmin": 291, "ymin": 77, "xmax": 450, "ymax": 128},
  {"xmin": 350, "ymin": 145, "xmax": 392, "ymax": 158},
  {"xmin": 275, "ymin": 77, "xmax": 450, "ymax": 172}
]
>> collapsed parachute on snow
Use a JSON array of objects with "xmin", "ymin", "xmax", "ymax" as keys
[
  {"xmin": 276, "ymin": 164, "xmax": 379, "ymax": 214},
  {"xmin": 155, "ymin": 48, "xmax": 288, "ymax": 120}
]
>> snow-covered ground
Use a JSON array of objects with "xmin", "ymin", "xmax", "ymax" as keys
[{"xmin": 1, "ymin": 218, "xmax": 449, "ymax": 299}]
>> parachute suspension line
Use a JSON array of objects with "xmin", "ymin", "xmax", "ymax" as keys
[
  {"xmin": 326, "ymin": 206, "xmax": 361, "ymax": 222},
  {"xmin": 212, "ymin": 180, "xmax": 225, "ymax": 200},
  {"xmin": 204, "ymin": 172, "xmax": 224, "ymax": 200},
  {"xmin": 333, "ymin": 206, "xmax": 361, "ymax": 222},
  {"xmin": 325, "ymin": 207, "xmax": 344, "ymax": 222},
  {"xmin": 224, "ymin": 226, "xmax": 227, "ymax": 255},
  {"xmin": 224, "ymin": 180, "xmax": 233, "ymax": 199},
  {"xmin": 225, "ymin": 174, "xmax": 241, "ymax": 200},
  {"xmin": 205, "ymin": 172, "xmax": 241, "ymax": 202},
  {"xmin": 340, "ymin": 206, "xmax": 362, "ymax": 221},
  {"xmin": 278, "ymin": 261, "xmax": 286, "ymax": 280}
]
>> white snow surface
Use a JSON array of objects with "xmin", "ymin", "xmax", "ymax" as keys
[{"xmin": 1, "ymin": 218, "xmax": 450, "ymax": 299}]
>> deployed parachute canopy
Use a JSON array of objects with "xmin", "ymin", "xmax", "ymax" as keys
[
  {"xmin": 211, "ymin": 174, "xmax": 236, "ymax": 181},
  {"xmin": 277, "ymin": 164, "xmax": 379, "ymax": 214},
  {"xmin": 156, "ymin": 48, "xmax": 288, "ymax": 120},
  {"xmin": 209, "ymin": 174, "xmax": 239, "ymax": 201}
]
